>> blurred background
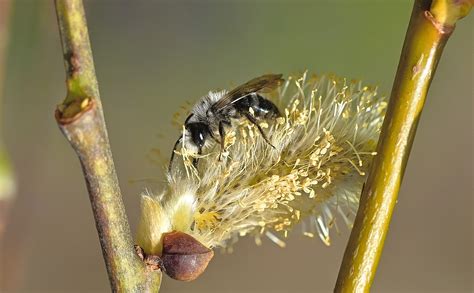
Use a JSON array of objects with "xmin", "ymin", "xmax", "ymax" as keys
[{"xmin": 0, "ymin": 0, "xmax": 472, "ymax": 292}]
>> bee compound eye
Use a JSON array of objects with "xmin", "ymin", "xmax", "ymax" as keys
[
  {"xmin": 161, "ymin": 231, "xmax": 214, "ymax": 281},
  {"xmin": 189, "ymin": 123, "xmax": 209, "ymax": 148}
]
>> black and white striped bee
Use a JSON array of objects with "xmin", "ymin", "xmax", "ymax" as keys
[{"xmin": 169, "ymin": 74, "xmax": 284, "ymax": 171}]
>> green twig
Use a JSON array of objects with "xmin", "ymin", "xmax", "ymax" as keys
[
  {"xmin": 335, "ymin": 0, "xmax": 471, "ymax": 292},
  {"xmin": 54, "ymin": 0, "xmax": 161, "ymax": 291}
]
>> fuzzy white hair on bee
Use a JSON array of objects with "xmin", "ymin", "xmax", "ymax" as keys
[
  {"xmin": 175, "ymin": 91, "xmax": 229, "ymax": 156},
  {"xmin": 191, "ymin": 90, "xmax": 229, "ymax": 119},
  {"xmin": 137, "ymin": 72, "xmax": 387, "ymax": 279}
]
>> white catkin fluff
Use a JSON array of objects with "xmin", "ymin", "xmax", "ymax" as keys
[{"xmin": 136, "ymin": 72, "xmax": 387, "ymax": 253}]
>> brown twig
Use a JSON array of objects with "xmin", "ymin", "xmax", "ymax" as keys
[
  {"xmin": 335, "ymin": 0, "xmax": 471, "ymax": 292},
  {"xmin": 54, "ymin": 0, "xmax": 161, "ymax": 291},
  {"xmin": 0, "ymin": 0, "xmax": 12, "ymax": 99},
  {"xmin": 0, "ymin": 0, "xmax": 16, "ymax": 241}
]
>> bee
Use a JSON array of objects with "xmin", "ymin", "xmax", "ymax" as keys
[{"xmin": 169, "ymin": 74, "xmax": 284, "ymax": 171}]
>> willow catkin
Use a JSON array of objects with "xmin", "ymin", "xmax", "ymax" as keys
[{"xmin": 137, "ymin": 72, "xmax": 387, "ymax": 255}]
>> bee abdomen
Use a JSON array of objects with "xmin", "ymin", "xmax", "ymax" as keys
[{"xmin": 235, "ymin": 94, "xmax": 280, "ymax": 119}]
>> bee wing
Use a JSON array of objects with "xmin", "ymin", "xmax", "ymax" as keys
[{"xmin": 211, "ymin": 74, "xmax": 284, "ymax": 112}]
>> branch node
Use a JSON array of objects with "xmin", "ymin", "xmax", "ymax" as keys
[
  {"xmin": 424, "ymin": 10, "xmax": 455, "ymax": 34},
  {"xmin": 134, "ymin": 245, "xmax": 166, "ymax": 273},
  {"xmin": 55, "ymin": 96, "xmax": 94, "ymax": 124}
]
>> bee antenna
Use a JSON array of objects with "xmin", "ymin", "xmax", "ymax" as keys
[{"xmin": 168, "ymin": 136, "xmax": 183, "ymax": 173}]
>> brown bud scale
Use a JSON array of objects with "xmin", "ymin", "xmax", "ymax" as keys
[{"xmin": 161, "ymin": 231, "xmax": 214, "ymax": 281}]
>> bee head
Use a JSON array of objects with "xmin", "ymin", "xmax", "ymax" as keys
[{"xmin": 186, "ymin": 122, "xmax": 210, "ymax": 149}]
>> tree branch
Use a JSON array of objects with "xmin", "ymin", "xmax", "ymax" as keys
[
  {"xmin": 54, "ymin": 0, "xmax": 161, "ymax": 291},
  {"xmin": 334, "ymin": 0, "xmax": 471, "ymax": 292},
  {"xmin": 0, "ymin": 0, "xmax": 16, "ymax": 241}
]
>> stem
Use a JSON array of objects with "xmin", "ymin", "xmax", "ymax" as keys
[
  {"xmin": 335, "ymin": 1, "xmax": 471, "ymax": 292},
  {"xmin": 54, "ymin": 0, "xmax": 161, "ymax": 291},
  {"xmin": 0, "ymin": 0, "xmax": 16, "ymax": 240},
  {"xmin": 0, "ymin": 0, "xmax": 11, "ymax": 101}
]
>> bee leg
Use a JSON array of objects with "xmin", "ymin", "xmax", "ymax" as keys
[
  {"xmin": 168, "ymin": 136, "xmax": 183, "ymax": 173},
  {"xmin": 209, "ymin": 130, "xmax": 221, "ymax": 145},
  {"xmin": 184, "ymin": 113, "xmax": 194, "ymax": 124},
  {"xmin": 218, "ymin": 121, "xmax": 231, "ymax": 160},
  {"xmin": 192, "ymin": 147, "xmax": 202, "ymax": 169},
  {"xmin": 243, "ymin": 112, "xmax": 275, "ymax": 148}
]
